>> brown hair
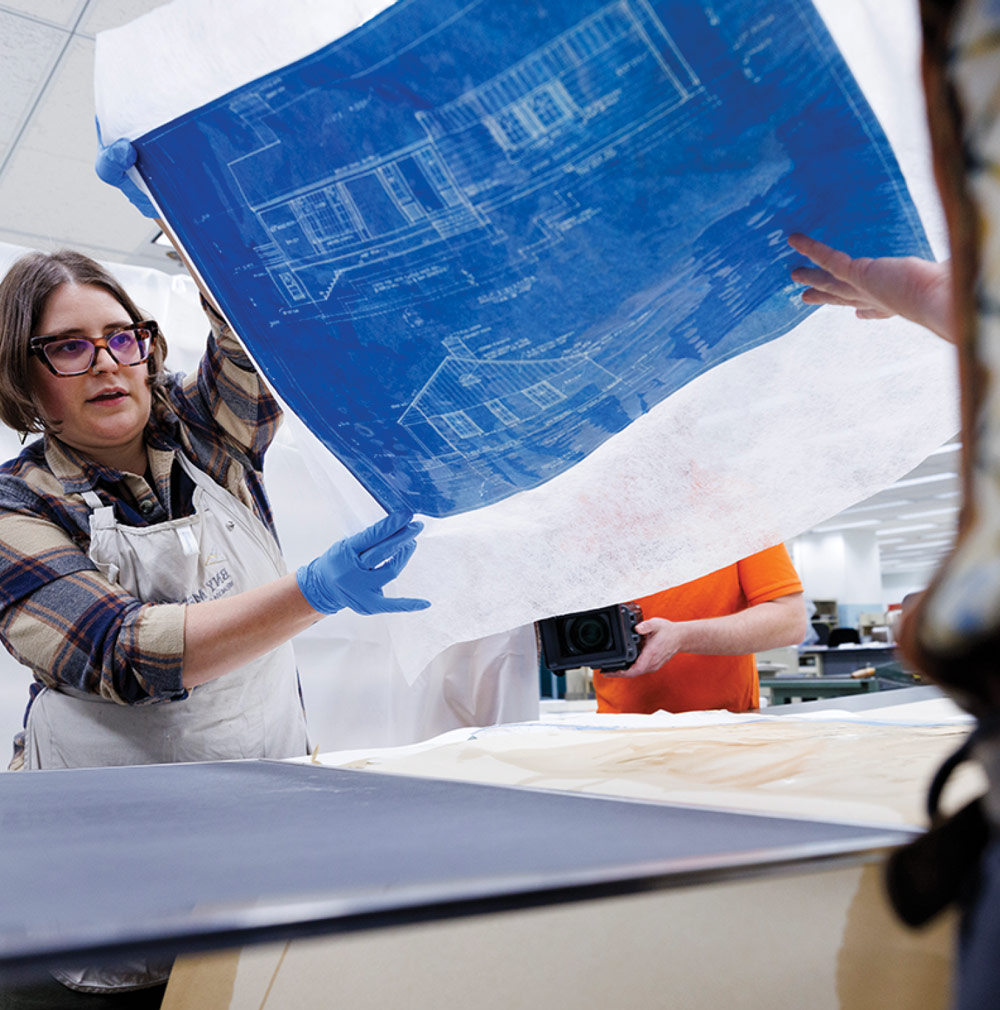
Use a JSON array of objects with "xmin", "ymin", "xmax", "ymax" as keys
[{"xmin": 0, "ymin": 249, "xmax": 169, "ymax": 435}]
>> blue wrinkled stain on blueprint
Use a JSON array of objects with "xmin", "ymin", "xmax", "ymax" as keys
[{"xmin": 136, "ymin": 0, "xmax": 931, "ymax": 517}]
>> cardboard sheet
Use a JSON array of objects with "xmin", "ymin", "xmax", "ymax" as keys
[
  {"xmin": 315, "ymin": 692, "xmax": 984, "ymax": 825},
  {"xmin": 159, "ymin": 689, "xmax": 965, "ymax": 1010}
]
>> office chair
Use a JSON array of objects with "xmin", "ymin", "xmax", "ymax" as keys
[
  {"xmin": 827, "ymin": 627, "xmax": 861, "ymax": 648},
  {"xmin": 810, "ymin": 622, "xmax": 831, "ymax": 646}
]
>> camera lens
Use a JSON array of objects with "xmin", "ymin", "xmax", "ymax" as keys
[{"xmin": 565, "ymin": 613, "xmax": 612, "ymax": 654}]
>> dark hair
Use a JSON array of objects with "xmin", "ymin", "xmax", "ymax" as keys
[{"xmin": 0, "ymin": 249, "xmax": 169, "ymax": 435}]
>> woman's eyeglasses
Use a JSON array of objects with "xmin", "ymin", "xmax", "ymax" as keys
[{"xmin": 29, "ymin": 322, "xmax": 158, "ymax": 377}]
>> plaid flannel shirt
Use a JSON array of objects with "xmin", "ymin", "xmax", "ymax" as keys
[{"xmin": 0, "ymin": 299, "xmax": 282, "ymax": 769}]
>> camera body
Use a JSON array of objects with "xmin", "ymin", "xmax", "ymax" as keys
[{"xmin": 537, "ymin": 603, "xmax": 644, "ymax": 673}]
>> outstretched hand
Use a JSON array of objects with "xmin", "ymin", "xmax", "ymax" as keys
[
  {"xmin": 297, "ymin": 511, "xmax": 431, "ymax": 616},
  {"xmin": 788, "ymin": 233, "xmax": 954, "ymax": 343}
]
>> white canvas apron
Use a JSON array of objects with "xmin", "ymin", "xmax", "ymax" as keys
[{"xmin": 24, "ymin": 452, "xmax": 309, "ymax": 991}]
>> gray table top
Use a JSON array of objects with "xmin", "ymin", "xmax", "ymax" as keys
[{"xmin": 0, "ymin": 759, "xmax": 911, "ymax": 978}]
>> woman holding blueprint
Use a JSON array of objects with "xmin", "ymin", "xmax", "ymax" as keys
[
  {"xmin": 0, "ymin": 241, "xmax": 429, "ymax": 779},
  {"xmin": 0, "ymin": 226, "xmax": 430, "ymax": 1002}
]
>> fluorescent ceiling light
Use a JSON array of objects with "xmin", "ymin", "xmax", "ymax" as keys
[
  {"xmin": 926, "ymin": 442, "xmax": 962, "ymax": 457},
  {"xmin": 890, "ymin": 540, "xmax": 954, "ymax": 552},
  {"xmin": 890, "ymin": 472, "xmax": 959, "ymax": 489},
  {"xmin": 842, "ymin": 499, "xmax": 912, "ymax": 514},
  {"xmin": 811, "ymin": 519, "xmax": 879, "ymax": 532},
  {"xmin": 897, "ymin": 506, "xmax": 961, "ymax": 520},
  {"xmin": 876, "ymin": 523, "xmax": 938, "ymax": 535}
]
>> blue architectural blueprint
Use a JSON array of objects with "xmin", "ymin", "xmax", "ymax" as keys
[{"xmin": 135, "ymin": 0, "xmax": 931, "ymax": 516}]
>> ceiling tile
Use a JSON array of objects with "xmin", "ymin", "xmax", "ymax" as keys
[
  {"xmin": 0, "ymin": 1, "xmax": 82, "ymax": 27},
  {"xmin": 77, "ymin": 0, "xmax": 173, "ymax": 36},
  {"xmin": 0, "ymin": 145, "xmax": 157, "ymax": 252},
  {"xmin": 0, "ymin": 30, "xmax": 171, "ymax": 266},
  {"xmin": 0, "ymin": 225, "xmax": 174, "ymax": 276},
  {"xmin": 0, "ymin": 13, "xmax": 65, "ymax": 147},
  {"xmin": 16, "ymin": 36, "xmax": 97, "ymax": 155}
]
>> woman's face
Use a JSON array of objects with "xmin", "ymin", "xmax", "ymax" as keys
[{"xmin": 30, "ymin": 282, "xmax": 152, "ymax": 472}]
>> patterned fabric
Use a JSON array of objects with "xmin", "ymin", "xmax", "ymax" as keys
[
  {"xmin": 889, "ymin": 5, "xmax": 1000, "ymax": 1008},
  {"xmin": 0, "ymin": 298, "xmax": 282, "ymax": 768},
  {"xmin": 905, "ymin": 0, "xmax": 1000, "ymax": 713}
]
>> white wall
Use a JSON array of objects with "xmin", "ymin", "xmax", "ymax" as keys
[
  {"xmin": 881, "ymin": 570, "xmax": 932, "ymax": 608},
  {"xmin": 789, "ymin": 533, "xmax": 843, "ymax": 601},
  {"xmin": 789, "ymin": 530, "xmax": 882, "ymax": 605},
  {"xmin": 842, "ymin": 530, "xmax": 884, "ymax": 604},
  {"xmin": 789, "ymin": 529, "xmax": 939, "ymax": 628}
]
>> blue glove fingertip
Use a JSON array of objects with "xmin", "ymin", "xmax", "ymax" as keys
[
  {"xmin": 350, "ymin": 511, "xmax": 410, "ymax": 554},
  {"xmin": 380, "ymin": 537, "xmax": 418, "ymax": 577},
  {"xmin": 377, "ymin": 595, "xmax": 432, "ymax": 613}
]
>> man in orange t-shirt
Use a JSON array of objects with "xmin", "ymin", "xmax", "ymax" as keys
[{"xmin": 594, "ymin": 545, "xmax": 807, "ymax": 714}]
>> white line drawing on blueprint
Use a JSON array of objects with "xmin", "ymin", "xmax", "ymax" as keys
[
  {"xmin": 138, "ymin": 0, "xmax": 929, "ymax": 514},
  {"xmin": 400, "ymin": 353, "xmax": 618, "ymax": 452},
  {"xmin": 223, "ymin": 0, "xmax": 703, "ymax": 462},
  {"xmin": 226, "ymin": 0, "xmax": 700, "ymax": 311}
]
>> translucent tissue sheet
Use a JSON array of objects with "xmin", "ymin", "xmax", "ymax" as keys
[{"xmin": 91, "ymin": 0, "xmax": 959, "ymax": 691}]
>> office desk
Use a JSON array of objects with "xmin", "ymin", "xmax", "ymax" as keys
[
  {"xmin": 760, "ymin": 674, "xmax": 878, "ymax": 705},
  {"xmin": 769, "ymin": 684, "xmax": 943, "ymax": 714},
  {"xmin": 799, "ymin": 643, "xmax": 898, "ymax": 676}
]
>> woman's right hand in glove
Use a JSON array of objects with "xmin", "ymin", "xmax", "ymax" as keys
[{"xmin": 296, "ymin": 511, "xmax": 431, "ymax": 615}]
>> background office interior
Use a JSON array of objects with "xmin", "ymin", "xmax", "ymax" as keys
[
  {"xmin": 0, "ymin": 0, "xmax": 956, "ymax": 695},
  {"xmin": 788, "ymin": 437, "xmax": 958, "ymax": 642}
]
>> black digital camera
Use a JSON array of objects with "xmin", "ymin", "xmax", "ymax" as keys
[{"xmin": 537, "ymin": 603, "xmax": 644, "ymax": 673}]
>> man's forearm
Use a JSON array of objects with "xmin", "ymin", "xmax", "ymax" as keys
[
  {"xmin": 675, "ymin": 594, "xmax": 807, "ymax": 655},
  {"xmin": 616, "ymin": 593, "xmax": 809, "ymax": 678}
]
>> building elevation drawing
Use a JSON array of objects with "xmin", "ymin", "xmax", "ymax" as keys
[{"xmin": 135, "ymin": 0, "xmax": 931, "ymax": 517}]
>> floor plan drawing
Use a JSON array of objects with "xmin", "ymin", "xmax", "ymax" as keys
[{"xmin": 136, "ymin": 0, "xmax": 931, "ymax": 516}]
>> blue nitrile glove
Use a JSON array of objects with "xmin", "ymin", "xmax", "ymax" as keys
[
  {"xmin": 95, "ymin": 118, "xmax": 158, "ymax": 218},
  {"xmin": 296, "ymin": 511, "xmax": 431, "ymax": 615}
]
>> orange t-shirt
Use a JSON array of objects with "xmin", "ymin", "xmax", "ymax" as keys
[{"xmin": 594, "ymin": 545, "xmax": 802, "ymax": 715}]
